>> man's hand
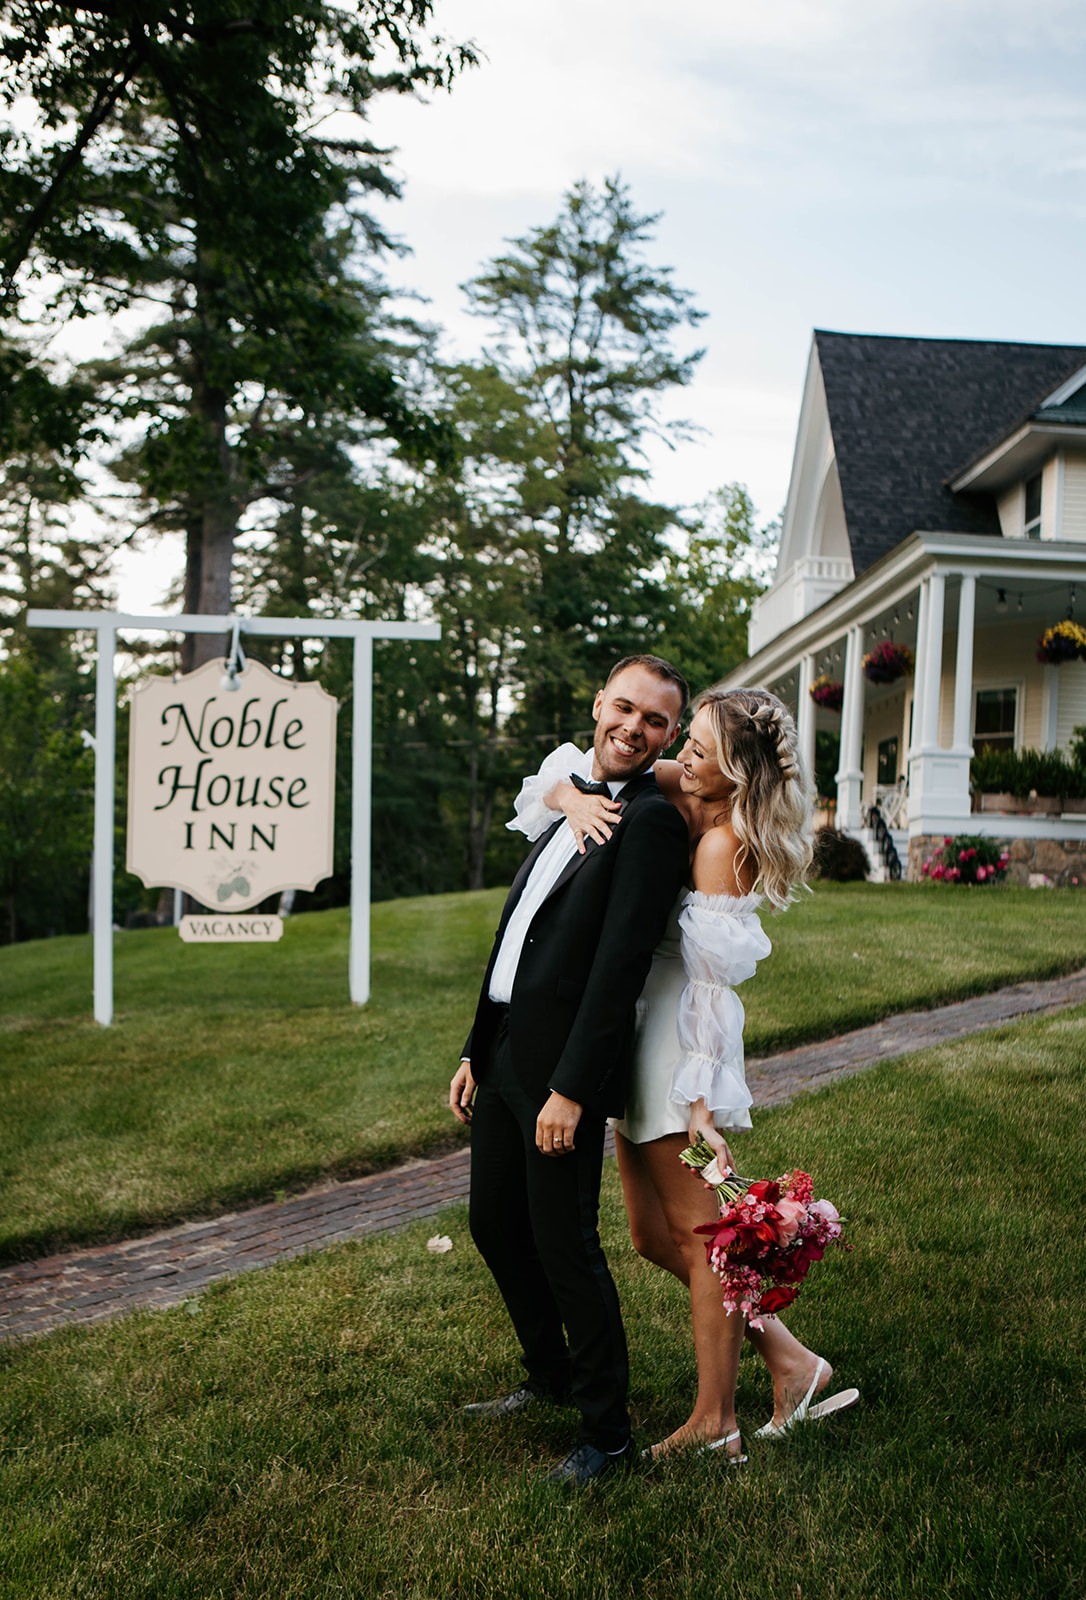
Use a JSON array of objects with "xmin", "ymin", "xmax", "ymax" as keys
[
  {"xmin": 450, "ymin": 1058, "xmax": 476, "ymax": 1125},
  {"xmin": 536, "ymin": 1090, "xmax": 582, "ymax": 1155}
]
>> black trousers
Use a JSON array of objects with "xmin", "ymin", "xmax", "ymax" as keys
[{"xmin": 468, "ymin": 1013, "xmax": 630, "ymax": 1453}]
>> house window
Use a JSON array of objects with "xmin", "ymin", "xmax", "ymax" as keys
[
  {"xmin": 974, "ymin": 687, "xmax": 1017, "ymax": 753},
  {"xmin": 1023, "ymin": 474, "xmax": 1042, "ymax": 539},
  {"xmin": 877, "ymin": 736, "xmax": 899, "ymax": 785}
]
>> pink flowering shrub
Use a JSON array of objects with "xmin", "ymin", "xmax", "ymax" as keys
[{"xmin": 921, "ymin": 834, "xmax": 1009, "ymax": 885}]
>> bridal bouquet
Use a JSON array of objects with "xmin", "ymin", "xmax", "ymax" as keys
[{"xmin": 680, "ymin": 1140, "xmax": 847, "ymax": 1328}]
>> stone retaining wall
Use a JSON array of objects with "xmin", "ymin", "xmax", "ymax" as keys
[{"xmin": 907, "ymin": 833, "xmax": 1086, "ymax": 887}]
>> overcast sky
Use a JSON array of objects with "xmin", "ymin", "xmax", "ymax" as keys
[{"xmin": 117, "ymin": 0, "xmax": 1086, "ymax": 608}]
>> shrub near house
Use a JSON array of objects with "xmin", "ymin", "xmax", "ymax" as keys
[{"xmin": 921, "ymin": 836, "xmax": 1010, "ymax": 884}]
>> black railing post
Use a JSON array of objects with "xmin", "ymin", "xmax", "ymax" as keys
[{"xmin": 866, "ymin": 804, "xmax": 902, "ymax": 881}]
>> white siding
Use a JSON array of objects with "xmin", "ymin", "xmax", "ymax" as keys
[
  {"xmin": 969, "ymin": 621, "xmax": 1046, "ymax": 747},
  {"xmin": 996, "ymin": 484, "xmax": 1023, "ymax": 539},
  {"xmin": 1042, "ymin": 455, "xmax": 1061, "ymax": 540},
  {"xmin": 1060, "ymin": 454, "xmax": 1086, "ymax": 542},
  {"xmin": 1055, "ymin": 661, "xmax": 1086, "ymax": 750},
  {"xmin": 863, "ymin": 690, "xmax": 909, "ymax": 791}
]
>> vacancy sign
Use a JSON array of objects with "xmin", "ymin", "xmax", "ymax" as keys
[{"xmin": 128, "ymin": 658, "xmax": 337, "ymax": 929}]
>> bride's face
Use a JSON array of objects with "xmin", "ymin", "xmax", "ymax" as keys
[{"xmin": 676, "ymin": 707, "xmax": 734, "ymax": 801}]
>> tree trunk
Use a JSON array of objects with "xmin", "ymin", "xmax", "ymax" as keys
[{"xmin": 180, "ymin": 372, "xmax": 239, "ymax": 671}]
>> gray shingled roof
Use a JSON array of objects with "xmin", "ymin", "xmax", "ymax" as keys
[{"xmin": 814, "ymin": 331, "xmax": 1086, "ymax": 574}]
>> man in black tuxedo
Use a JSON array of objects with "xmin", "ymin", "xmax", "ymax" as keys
[{"xmin": 449, "ymin": 656, "xmax": 690, "ymax": 1485}]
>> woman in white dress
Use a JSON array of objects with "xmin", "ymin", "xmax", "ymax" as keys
[{"xmin": 511, "ymin": 686, "xmax": 857, "ymax": 1461}]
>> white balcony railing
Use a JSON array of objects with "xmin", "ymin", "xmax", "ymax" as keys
[{"xmin": 749, "ymin": 556, "xmax": 854, "ymax": 654}]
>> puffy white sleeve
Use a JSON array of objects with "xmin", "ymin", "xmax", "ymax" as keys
[
  {"xmin": 670, "ymin": 890, "xmax": 772, "ymax": 1131},
  {"xmin": 506, "ymin": 742, "xmax": 592, "ymax": 840}
]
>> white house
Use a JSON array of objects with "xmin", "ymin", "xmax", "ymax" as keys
[{"xmin": 722, "ymin": 331, "xmax": 1086, "ymax": 884}]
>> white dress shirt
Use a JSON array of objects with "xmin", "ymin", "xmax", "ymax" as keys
[{"xmin": 488, "ymin": 760, "xmax": 627, "ymax": 1004}]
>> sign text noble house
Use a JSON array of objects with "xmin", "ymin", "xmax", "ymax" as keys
[{"xmin": 127, "ymin": 658, "xmax": 337, "ymax": 911}]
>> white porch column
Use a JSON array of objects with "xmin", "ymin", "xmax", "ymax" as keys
[
  {"xmin": 919, "ymin": 572, "xmax": 946, "ymax": 749},
  {"xmin": 1041, "ymin": 664, "xmax": 1059, "ymax": 751},
  {"xmin": 797, "ymin": 652, "xmax": 816, "ymax": 794},
  {"xmin": 836, "ymin": 624, "xmax": 865, "ymax": 829},
  {"xmin": 951, "ymin": 573, "xmax": 977, "ymax": 754},
  {"xmin": 910, "ymin": 578, "xmax": 931, "ymax": 756},
  {"xmin": 908, "ymin": 571, "xmax": 972, "ymax": 826}
]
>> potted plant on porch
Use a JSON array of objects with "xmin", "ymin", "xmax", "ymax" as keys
[
  {"xmin": 970, "ymin": 747, "xmax": 1086, "ymax": 813},
  {"xmin": 862, "ymin": 640, "xmax": 914, "ymax": 685},
  {"xmin": 809, "ymin": 674, "xmax": 844, "ymax": 712},
  {"xmin": 1036, "ymin": 620, "xmax": 1086, "ymax": 664}
]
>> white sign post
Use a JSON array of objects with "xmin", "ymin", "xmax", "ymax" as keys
[{"xmin": 25, "ymin": 610, "xmax": 440, "ymax": 1023}]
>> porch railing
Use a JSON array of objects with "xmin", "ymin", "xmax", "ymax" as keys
[{"xmin": 866, "ymin": 804, "xmax": 903, "ymax": 881}]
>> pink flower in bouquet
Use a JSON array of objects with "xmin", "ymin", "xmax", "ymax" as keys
[
  {"xmin": 784, "ymin": 1169, "xmax": 814, "ymax": 1204},
  {"xmin": 774, "ymin": 1197, "xmax": 807, "ymax": 1244},
  {"xmin": 809, "ymin": 1197, "xmax": 841, "ymax": 1229}
]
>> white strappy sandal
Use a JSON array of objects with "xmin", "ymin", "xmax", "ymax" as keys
[
  {"xmin": 754, "ymin": 1357, "xmax": 860, "ymax": 1440},
  {"xmin": 641, "ymin": 1427, "xmax": 748, "ymax": 1466},
  {"xmin": 704, "ymin": 1429, "xmax": 747, "ymax": 1466}
]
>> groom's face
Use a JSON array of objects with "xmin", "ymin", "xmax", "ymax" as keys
[{"xmin": 591, "ymin": 665, "xmax": 684, "ymax": 783}]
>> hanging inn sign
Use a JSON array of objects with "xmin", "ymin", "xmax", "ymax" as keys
[{"xmin": 127, "ymin": 658, "xmax": 337, "ymax": 940}]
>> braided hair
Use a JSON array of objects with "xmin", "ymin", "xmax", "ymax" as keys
[{"xmin": 690, "ymin": 686, "xmax": 813, "ymax": 908}]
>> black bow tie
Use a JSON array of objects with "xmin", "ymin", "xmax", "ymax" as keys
[{"xmin": 570, "ymin": 773, "xmax": 616, "ymax": 799}]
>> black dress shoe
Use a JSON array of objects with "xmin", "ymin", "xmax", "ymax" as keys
[
  {"xmin": 462, "ymin": 1385, "xmax": 538, "ymax": 1418},
  {"xmin": 544, "ymin": 1440, "xmax": 635, "ymax": 1487}
]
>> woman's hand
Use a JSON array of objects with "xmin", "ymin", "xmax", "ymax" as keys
[
  {"xmin": 449, "ymin": 1059, "xmax": 476, "ymax": 1125},
  {"xmin": 688, "ymin": 1098, "xmax": 734, "ymax": 1172},
  {"xmin": 543, "ymin": 778, "xmax": 622, "ymax": 854}
]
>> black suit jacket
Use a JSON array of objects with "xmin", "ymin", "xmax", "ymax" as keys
[{"xmin": 464, "ymin": 771, "xmax": 689, "ymax": 1118}]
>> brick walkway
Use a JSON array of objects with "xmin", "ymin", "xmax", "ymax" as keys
[{"xmin": 3, "ymin": 968, "xmax": 1085, "ymax": 1345}]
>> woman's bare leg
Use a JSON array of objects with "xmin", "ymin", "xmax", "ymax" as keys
[
  {"xmin": 616, "ymin": 1131, "xmax": 832, "ymax": 1435},
  {"xmin": 744, "ymin": 1317, "xmax": 833, "ymax": 1426},
  {"xmin": 617, "ymin": 1131, "xmax": 743, "ymax": 1456}
]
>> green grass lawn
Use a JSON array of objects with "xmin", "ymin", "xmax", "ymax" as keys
[
  {"xmin": 2, "ymin": 882, "xmax": 1085, "ymax": 1261},
  {"xmin": 1, "ymin": 1006, "xmax": 1083, "ymax": 1599}
]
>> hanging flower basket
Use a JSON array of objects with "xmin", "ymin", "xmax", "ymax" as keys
[
  {"xmin": 1036, "ymin": 620, "xmax": 1086, "ymax": 665},
  {"xmin": 862, "ymin": 641, "xmax": 914, "ymax": 685},
  {"xmin": 809, "ymin": 674, "xmax": 844, "ymax": 712}
]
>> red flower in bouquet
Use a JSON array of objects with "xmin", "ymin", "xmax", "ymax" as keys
[{"xmin": 681, "ymin": 1142, "xmax": 848, "ymax": 1328}]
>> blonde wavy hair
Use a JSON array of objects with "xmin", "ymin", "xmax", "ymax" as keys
[{"xmin": 691, "ymin": 685, "xmax": 813, "ymax": 909}]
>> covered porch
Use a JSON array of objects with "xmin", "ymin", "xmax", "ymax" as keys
[{"xmin": 726, "ymin": 531, "xmax": 1086, "ymax": 882}]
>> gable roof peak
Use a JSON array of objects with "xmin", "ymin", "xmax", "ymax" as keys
[{"xmin": 807, "ymin": 330, "xmax": 1086, "ymax": 573}]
